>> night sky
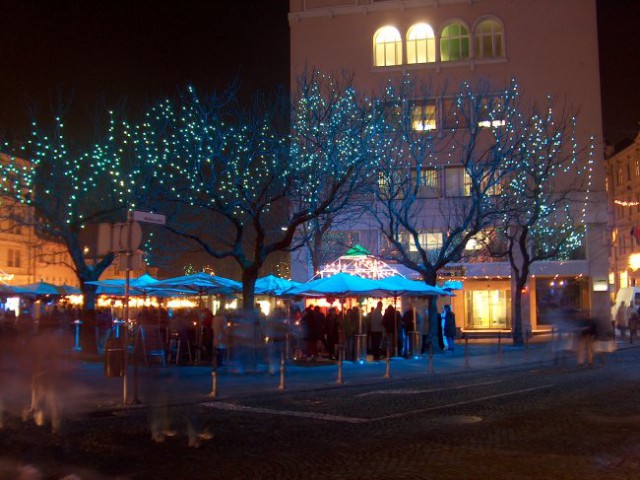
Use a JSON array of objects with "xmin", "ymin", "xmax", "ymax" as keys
[{"xmin": 0, "ymin": 0, "xmax": 637, "ymax": 146}]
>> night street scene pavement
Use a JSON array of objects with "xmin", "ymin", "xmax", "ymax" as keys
[{"xmin": 2, "ymin": 335, "xmax": 640, "ymax": 480}]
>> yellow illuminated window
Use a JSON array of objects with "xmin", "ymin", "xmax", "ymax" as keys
[
  {"xmin": 373, "ymin": 26, "xmax": 402, "ymax": 67},
  {"xmin": 410, "ymin": 101, "xmax": 437, "ymax": 131},
  {"xmin": 474, "ymin": 19, "xmax": 503, "ymax": 59},
  {"xmin": 407, "ymin": 23, "xmax": 436, "ymax": 64}
]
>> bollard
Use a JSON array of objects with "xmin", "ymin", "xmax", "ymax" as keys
[
  {"xmin": 464, "ymin": 336, "xmax": 470, "ymax": 368},
  {"xmin": 355, "ymin": 334, "xmax": 367, "ymax": 363},
  {"xmin": 428, "ymin": 341, "xmax": 434, "ymax": 374},
  {"xmin": 384, "ymin": 341, "xmax": 391, "ymax": 379},
  {"xmin": 525, "ymin": 329, "xmax": 530, "ymax": 359},
  {"xmin": 209, "ymin": 353, "xmax": 218, "ymax": 398},
  {"xmin": 278, "ymin": 349, "xmax": 286, "ymax": 390},
  {"xmin": 336, "ymin": 344, "xmax": 344, "ymax": 384},
  {"xmin": 73, "ymin": 319, "xmax": 83, "ymax": 351},
  {"xmin": 497, "ymin": 331, "xmax": 503, "ymax": 365}
]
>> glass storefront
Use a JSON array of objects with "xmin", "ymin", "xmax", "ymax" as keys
[
  {"xmin": 464, "ymin": 289, "xmax": 511, "ymax": 329},
  {"xmin": 536, "ymin": 277, "xmax": 583, "ymax": 326}
]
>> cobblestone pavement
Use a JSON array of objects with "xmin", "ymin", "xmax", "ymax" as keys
[{"xmin": 2, "ymin": 342, "xmax": 640, "ymax": 479}]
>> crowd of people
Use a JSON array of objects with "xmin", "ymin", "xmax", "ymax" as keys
[{"xmin": 291, "ymin": 301, "xmax": 458, "ymax": 362}]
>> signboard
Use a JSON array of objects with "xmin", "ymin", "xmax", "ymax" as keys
[{"xmin": 133, "ymin": 210, "xmax": 166, "ymax": 225}]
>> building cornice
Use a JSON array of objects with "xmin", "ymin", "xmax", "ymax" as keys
[{"xmin": 289, "ymin": 0, "xmax": 480, "ymax": 24}]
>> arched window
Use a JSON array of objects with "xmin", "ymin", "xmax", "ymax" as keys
[
  {"xmin": 475, "ymin": 19, "xmax": 504, "ymax": 59},
  {"xmin": 406, "ymin": 23, "xmax": 436, "ymax": 64},
  {"xmin": 373, "ymin": 26, "xmax": 402, "ymax": 67},
  {"xmin": 440, "ymin": 22, "xmax": 470, "ymax": 62}
]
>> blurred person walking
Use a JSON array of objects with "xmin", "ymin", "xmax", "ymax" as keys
[{"xmin": 443, "ymin": 305, "xmax": 457, "ymax": 352}]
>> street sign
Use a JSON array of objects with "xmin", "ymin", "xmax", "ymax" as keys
[
  {"xmin": 97, "ymin": 222, "xmax": 143, "ymax": 254},
  {"xmin": 119, "ymin": 221, "xmax": 143, "ymax": 251},
  {"xmin": 133, "ymin": 210, "xmax": 166, "ymax": 225}
]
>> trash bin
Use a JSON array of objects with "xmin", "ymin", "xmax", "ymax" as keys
[{"xmin": 104, "ymin": 338, "xmax": 124, "ymax": 377}]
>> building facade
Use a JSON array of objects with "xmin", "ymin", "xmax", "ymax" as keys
[
  {"xmin": 289, "ymin": 0, "xmax": 609, "ymax": 331},
  {"xmin": 607, "ymin": 132, "xmax": 640, "ymax": 296}
]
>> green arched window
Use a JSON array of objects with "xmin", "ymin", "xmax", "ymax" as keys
[{"xmin": 440, "ymin": 22, "xmax": 470, "ymax": 62}]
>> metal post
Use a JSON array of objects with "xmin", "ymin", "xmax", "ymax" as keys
[
  {"xmin": 465, "ymin": 336, "xmax": 469, "ymax": 368},
  {"xmin": 209, "ymin": 347, "xmax": 218, "ymax": 398},
  {"xmin": 73, "ymin": 319, "xmax": 82, "ymax": 351},
  {"xmin": 497, "ymin": 331, "xmax": 503, "ymax": 365},
  {"xmin": 285, "ymin": 331, "xmax": 291, "ymax": 361},
  {"xmin": 428, "ymin": 341, "xmax": 434, "ymax": 374},
  {"xmin": 336, "ymin": 344, "xmax": 344, "ymax": 384},
  {"xmin": 384, "ymin": 340, "xmax": 391, "ymax": 379},
  {"xmin": 122, "ymin": 265, "xmax": 130, "ymax": 406},
  {"xmin": 278, "ymin": 348, "xmax": 286, "ymax": 390},
  {"xmin": 355, "ymin": 334, "xmax": 366, "ymax": 363}
]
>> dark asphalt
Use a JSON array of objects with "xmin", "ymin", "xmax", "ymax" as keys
[{"xmin": 1, "ymin": 337, "xmax": 639, "ymax": 479}]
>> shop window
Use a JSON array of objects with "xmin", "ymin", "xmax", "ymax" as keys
[
  {"xmin": 440, "ymin": 22, "xmax": 470, "ymax": 62},
  {"xmin": 464, "ymin": 289, "xmax": 511, "ymax": 329},
  {"xmin": 406, "ymin": 23, "xmax": 436, "ymax": 64},
  {"xmin": 474, "ymin": 19, "xmax": 504, "ymax": 59},
  {"xmin": 373, "ymin": 26, "xmax": 402, "ymax": 67}
]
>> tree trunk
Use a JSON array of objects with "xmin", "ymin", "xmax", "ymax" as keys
[
  {"xmin": 422, "ymin": 273, "xmax": 441, "ymax": 351},
  {"xmin": 512, "ymin": 283, "xmax": 525, "ymax": 346},
  {"xmin": 241, "ymin": 268, "xmax": 259, "ymax": 311},
  {"xmin": 80, "ymin": 281, "xmax": 100, "ymax": 355}
]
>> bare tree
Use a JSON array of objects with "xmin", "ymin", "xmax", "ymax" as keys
[
  {"xmin": 140, "ymin": 81, "xmax": 375, "ymax": 309},
  {"xmin": 0, "ymin": 107, "xmax": 146, "ymax": 351},
  {"xmin": 368, "ymin": 77, "xmax": 519, "ymax": 346},
  {"xmin": 292, "ymin": 70, "xmax": 376, "ymax": 276},
  {"xmin": 490, "ymin": 98, "xmax": 591, "ymax": 345}
]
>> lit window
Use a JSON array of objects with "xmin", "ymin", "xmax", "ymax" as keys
[
  {"xmin": 616, "ymin": 166, "xmax": 623, "ymax": 185},
  {"xmin": 406, "ymin": 23, "xmax": 436, "ymax": 64},
  {"xmin": 465, "ymin": 230, "xmax": 490, "ymax": 250},
  {"xmin": 440, "ymin": 22, "xmax": 470, "ymax": 62},
  {"xmin": 410, "ymin": 101, "xmax": 437, "ymax": 131},
  {"xmin": 635, "ymin": 158, "xmax": 640, "ymax": 177},
  {"xmin": 411, "ymin": 167, "xmax": 439, "ymax": 197},
  {"xmin": 445, "ymin": 167, "xmax": 471, "ymax": 197},
  {"xmin": 408, "ymin": 231, "xmax": 442, "ymax": 252},
  {"xmin": 483, "ymin": 170, "xmax": 505, "ymax": 196},
  {"xmin": 373, "ymin": 26, "xmax": 402, "ymax": 67},
  {"xmin": 477, "ymin": 96, "xmax": 506, "ymax": 128},
  {"xmin": 474, "ymin": 19, "xmax": 503, "ymax": 59}
]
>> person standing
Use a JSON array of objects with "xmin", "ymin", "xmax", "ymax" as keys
[
  {"xmin": 369, "ymin": 302, "xmax": 384, "ymax": 360},
  {"xmin": 443, "ymin": 304, "xmax": 457, "ymax": 352},
  {"xmin": 616, "ymin": 302, "xmax": 629, "ymax": 339}
]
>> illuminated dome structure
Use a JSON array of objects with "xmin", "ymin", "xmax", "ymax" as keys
[{"xmin": 317, "ymin": 245, "xmax": 401, "ymax": 280}]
